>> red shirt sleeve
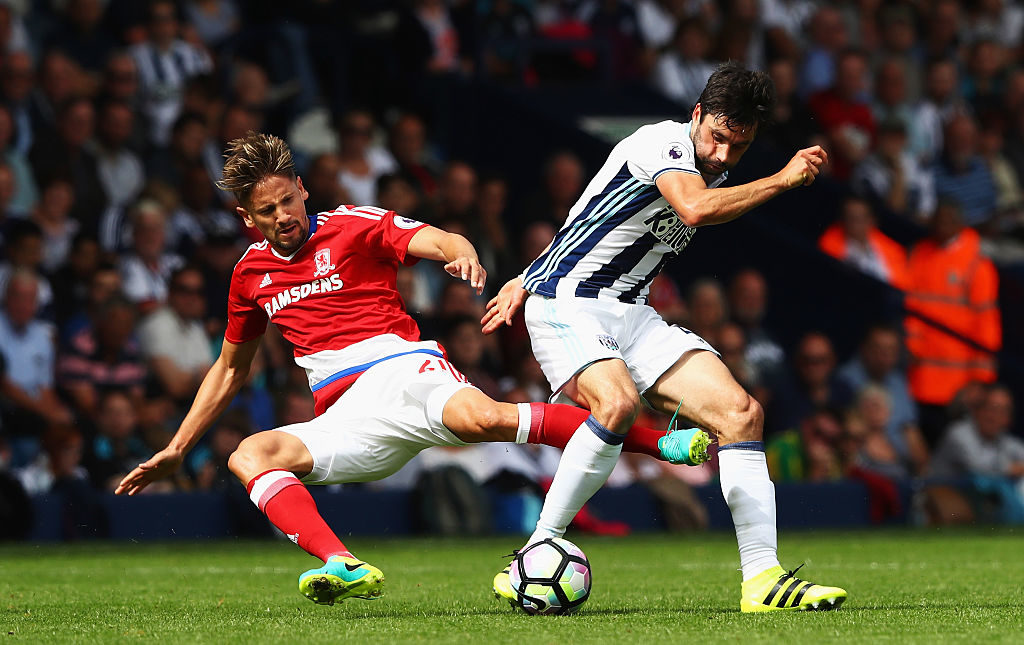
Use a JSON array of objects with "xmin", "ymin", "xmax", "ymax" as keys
[
  {"xmin": 342, "ymin": 207, "xmax": 428, "ymax": 265},
  {"xmin": 224, "ymin": 265, "xmax": 268, "ymax": 344}
]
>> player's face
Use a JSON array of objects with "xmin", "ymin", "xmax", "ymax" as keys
[
  {"xmin": 689, "ymin": 104, "xmax": 756, "ymax": 176},
  {"xmin": 239, "ymin": 175, "xmax": 310, "ymax": 255}
]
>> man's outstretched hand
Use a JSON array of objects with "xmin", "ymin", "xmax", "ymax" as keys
[
  {"xmin": 481, "ymin": 277, "xmax": 527, "ymax": 334},
  {"xmin": 114, "ymin": 447, "xmax": 184, "ymax": 496}
]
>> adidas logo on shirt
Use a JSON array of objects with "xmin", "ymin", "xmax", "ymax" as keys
[{"xmin": 260, "ymin": 273, "xmax": 273, "ymax": 287}]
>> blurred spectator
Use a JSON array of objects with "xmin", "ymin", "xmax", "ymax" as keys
[
  {"xmin": 0, "ymin": 269, "xmax": 72, "ymax": 466},
  {"xmin": 818, "ymin": 195, "xmax": 910, "ymax": 289},
  {"xmin": 50, "ymin": 234, "xmax": 102, "ymax": 332},
  {"xmin": 0, "ymin": 51, "xmax": 37, "ymax": 156},
  {"xmin": 432, "ymin": 160, "xmax": 478, "ymax": 228},
  {"xmin": 442, "ymin": 315, "xmax": 500, "ymax": 399},
  {"xmin": 0, "ymin": 220, "xmax": 53, "ymax": 316},
  {"xmin": 377, "ymin": 173, "xmax": 423, "ymax": 222},
  {"xmin": 31, "ymin": 51, "xmax": 81, "ymax": 134},
  {"xmin": 119, "ymin": 198, "xmax": 185, "ymax": 312},
  {"xmin": 476, "ymin": 174, "xmax": 512, "ymax": 282},
  {"xmin": 189, "ymin": 409, "xmax": 250, "ymax": 491},
  {"xmin": 836, "ymin": 324, "xmax": 928, "ymax": 472},
  {"xmin": 131, "ymin": 0, "xmax": 213, "ymax": 146},
  {"xmin": 766, "ymin": 407, "xmax": 845, "ymax": 483},
  {"xmin": 728, "ymin": 268, "xmax": 785, "ymax": 388},
  {"xmin": 652, "ymin": 17, "xmax": 715, "ymax": 109},
  {"xmin": 977, "ymin": 123, "xmax": 1024, "ymax": 253},
  {"xmin": 45, "ymin": 0, "xmax": 115, "ymax": 78},
  {"xmin": 931, "ymin": 384, "xmax": 1024, "ymax": 524},
  {"xmin": 15, "ymin": 424, "xmax": 89, "ymax": 495},
  {"xmin": 798, "ymin": 5, "xmax": 848, "ymax": 100},
  {"xmin": 0, "ymin": 103, "xmax": 37, "ymax": 217},
  {"xmin": 30, "ymin": 177, "xmax": 79, "ymax": 274},
  {"xmin": 686, "ymin": 277, "xmax": 727, "ymax": 347},
  {"xmin": 303, "ymin": 153, "xmax": 348, "ymax": 216},
  {"xmin": 58, "ymin": 296, "xmax": 146, "ymax": 422},
  {"xmin": 909, "ymin": 58, "xmax": 962, "ymax": 165},
  {"xmin": 717, "ymin": 321, "xmax": 767, "ymax": 404},
  {"xmin": 335, "ymin": 109, "xmax": 397, "ymax": 207},
  {"xmin": 167, "ymin": 164, "xmax": 237, "ymax": 257},
  {"xmin": 193, "ymin": 233, "xmax": 241, "ymax": 337},
  {"xmin": 94, "ymin": 98, "xmax": 145, "ymax": 211},
  {"xmin": 905, "ymin": 200, "xmax": 1001, "ymax": 443},
  {"xmin": 962, "ymin": 38, "xmax": 1006, "ymax": 118},
  {"xmin": 846, "ymin": 384, "xmax": 913, "ymax": 481},
  {"xmin": 524, "ymin": 150, "xmax": 585, "ymax": 227},
  {"xmin": 851, "ymin": 118, "xmax": 936, "ymax": 224},
  {"xmin": 933, "ymin": 114, "xmax": 998, "ymax": 229},
  {"xmin": 579, "ymin": 0, "xmax": 642, "ymax": 79},
  {"xmin": 184, "ymin": 0, "xmax": 241, "ymax": 53},
  {"xmin": 808, "ymin": 48, "xmax": 876, "ymax": 181},
  {"xmin": 769, "ymin": 332, "xmax": 845, "ymax": 435},
  {"xmin": 872, "ymin": 58, "xmax": 914, "ymax": 131},
  {"xmin": 479, "ymin": 0, "xmax": 536, "ymax": 81},
  {"xmin": 762, "ymin": 57, "xmax": 817, "ymax": 155},
  {"xmin": 964, "ymin": 0, "xmax": 1024, "ymax": 49},
  {"xmin": 137, "ymin": 265, "xmax": 213, "ymax": 402},
  {"xmin": 922, "ymin": 0, "xmax": 963, "ymax": 61},
  {"xmin": 148, "ymin": 111, "xmax": 210, "ymax": 191},
  {"xmin": 388, "ymin": 112, "xmax": 439, "ymax": 199},
  {"xmin": 28, "ymin": 96, "xmax": 108, "ymax": 234},
  {"xmin": 60, "ymin": 261, "xmax": 121, "ymax": 342},
  {"xmin": 82, "ymin": 389, "xmax": 150, "ymax": 490}
]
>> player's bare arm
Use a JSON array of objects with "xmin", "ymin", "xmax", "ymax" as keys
[
  {"xmin": 407, "ymin": 225, "xmax": 487, "ymax": 294},
  {"xmin": 656, "ymin": 145, "xmax": 827, "ymax": 228},
  {"xmin": 115, "ymin": 336, "xmax": 261, "ymax": 495}
]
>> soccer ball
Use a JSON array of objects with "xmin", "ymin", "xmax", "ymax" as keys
[{"xmin": 508, "ymin": 537, "xmax": 591, "ymax": 615}]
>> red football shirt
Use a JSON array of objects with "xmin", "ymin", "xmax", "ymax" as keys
[{"xmin": 225, "ymin": 205, "xmax": 431, "ymax": 412}]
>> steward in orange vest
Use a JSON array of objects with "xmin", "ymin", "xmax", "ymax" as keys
[
  {"xmin": 905, "ymin": 201, "xmax": 1001, "ymax": 405},
  {"xmin": 819, "ymin": 196, "xmax": 910, "ymax": 290}
]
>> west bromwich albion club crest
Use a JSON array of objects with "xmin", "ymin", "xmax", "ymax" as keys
[{"xmin": 313, "ymin": 248, "xmax": 336, "ymax": 277}]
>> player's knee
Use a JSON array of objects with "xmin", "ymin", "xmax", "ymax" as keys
[
  {"xmin": 592, "ymin": 391, "xmax": 641, "ymax": 434},
  {"xmin": 228, "ymin": 434, "xmax": 279, "ymax": 481},
  {"xmin": 717, "ymin": 394, "xmax": 763, "ymax": 444}
]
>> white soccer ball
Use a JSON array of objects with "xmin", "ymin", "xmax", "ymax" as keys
[{"xmin": 508, "ymin": 537, "xmax": 592, "ymax": 615}]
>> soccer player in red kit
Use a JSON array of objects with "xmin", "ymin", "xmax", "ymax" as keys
[{"xmin": 115, "ymin": 132, "xmax": 708, "ymax": 607}]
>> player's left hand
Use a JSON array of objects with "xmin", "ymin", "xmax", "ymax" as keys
[
  {"xmin": 444, "ymin": 256, "xmax": 487, "ymax": 295},
  {"xmin": 114, "ymin": 447, "xmax": 185, "ymax": 496}
]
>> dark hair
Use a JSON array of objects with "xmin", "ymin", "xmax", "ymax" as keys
[{"xmin": 696, "ymin": 62, "xmax": 775, "ymax": 131}]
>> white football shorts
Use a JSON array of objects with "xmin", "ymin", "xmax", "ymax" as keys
[
  {"xmin": 524, "ymin": 293, "xmax": 718, "ymax": 402},
  {"xmin": 277, "ymin": 351, "xmax": 475, "ymax": 485}
]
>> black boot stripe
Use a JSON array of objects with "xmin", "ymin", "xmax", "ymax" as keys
[
  {"xmin": 791, "ymin": 582, "xmax": 813, "ymax": 606},
  {"xmin": 778, "ymin": 580, "xmax": 808, "ymax": 607},
  {"xmin": 762, "ymin": 575, "xmax": 792, "ymax": 606}
]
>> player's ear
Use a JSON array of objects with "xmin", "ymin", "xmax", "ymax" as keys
[
  {"xmin": 295, "ymin": 175, "xmax": 309, "ymax": 201},
  {"xmin": 692, "ymin": 102, "xmax": 702, "ymax": 124},
  {"xmin": 236, "ymin": 206, "xmax": 256, "ymax": 229}
]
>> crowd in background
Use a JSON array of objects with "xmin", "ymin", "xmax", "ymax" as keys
[{"xmin": 0, "ymin": 0, "xmax": 1022, "ymax": 538}]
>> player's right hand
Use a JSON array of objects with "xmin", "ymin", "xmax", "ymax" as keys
[
  {"xmin": 114, "ymin": 447, "xmax": 185, "ymax": 496},
  {"xmin": 481, "ymin": 277, "xmax": 527, "ymax": 335},
  {"xmin": 779, "ymin": 145, "xmax": 828, "ymax": 188}
]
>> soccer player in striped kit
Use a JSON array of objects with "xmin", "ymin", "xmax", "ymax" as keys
[{"xmin": 485, "ymin": 63, "xmax": 847, "ymax": 612}]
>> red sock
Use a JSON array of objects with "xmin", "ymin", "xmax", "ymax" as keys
[
  {"xmin": 526, "ymin": 402, "xmax": 667, "ymax": 460},
  {"xmin": 247, "ymin": 469, "xmax": 351, "ymax": 562}
]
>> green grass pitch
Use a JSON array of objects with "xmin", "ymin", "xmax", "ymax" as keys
[{"xmin": 2, "ymin": 529, "xmax": 1022, "ymax": 643}]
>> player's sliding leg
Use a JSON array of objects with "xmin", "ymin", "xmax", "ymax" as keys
[
  {"xmin": 524, "ymin": 401, "xmax": 710, "ymax": 465},
  {"xmin": 229, "ymin": 431, "xmax": 384, "ymax": 605},
  {"xmin": 648, "ymin": 351, "xmax": 846, "ymax": 612}
]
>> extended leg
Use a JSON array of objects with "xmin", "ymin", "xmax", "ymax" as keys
[{"xmin": 647, "ymin": 350, "xmax": 846, "ymax": 611}]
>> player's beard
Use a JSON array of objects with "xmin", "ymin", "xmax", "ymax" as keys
[{"xmin": 272, "ymin": 220, "xmax": 308, "ymax": 254}]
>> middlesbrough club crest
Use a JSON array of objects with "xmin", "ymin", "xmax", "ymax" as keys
[{"xmin": 313, "ymin": 248, "xmax": 336, "ymax": 277}]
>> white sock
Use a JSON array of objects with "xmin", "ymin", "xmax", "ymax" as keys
[
  {"xmin": 718, "ymin": 446, "xmax": 780, "ymax": 581},
  {"xmin": 527, "ymin": 416, "xmax": 623, "ymax": 545}
]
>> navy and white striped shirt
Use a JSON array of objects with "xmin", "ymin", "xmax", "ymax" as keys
[{"xmin": 524, "ymin": 120, "xmax": 726, "ymax": 304}]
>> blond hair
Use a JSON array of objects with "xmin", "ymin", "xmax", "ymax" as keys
[{"xmin": 216, "ymin": 131, "xmax": 296, "ymax": 207}]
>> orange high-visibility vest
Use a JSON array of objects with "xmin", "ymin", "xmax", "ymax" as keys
[
  {"xmin": 818, "ymin": 223, "xmax": 910, "ymax": 290},
  {"xmin": 904, "ymin": 228, "xmax": 1001, "ymax": 405}
]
